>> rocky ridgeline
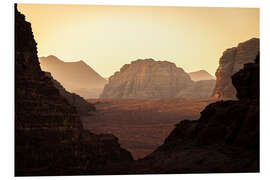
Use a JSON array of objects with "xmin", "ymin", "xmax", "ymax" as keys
[
  {"xmin": 131, "ymin": 54, "xmax": 259, "ymax": 173},
  {"xmin": 189, "ymin": 70, "xmax": 215, "ymax": 81},
  {"xmin": 15, "ymin": 5, "xmax": 132, "ymax": 176},
  {"xmin": 45, "ymin": 72, "xmax": 96, "ymax": 115},
  {"xmin": 212, "ymin": 38, "xmax": 259, "ymax": 99},
  {"xmin": 100, "ymin": 59, "xmax": 215, "ymax": 99},
  {"xmin": 39, "ymin": 55, "xmax": 107, "ymax": 99}
]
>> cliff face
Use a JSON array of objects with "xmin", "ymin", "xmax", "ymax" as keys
[
  {"xmin": 101, "ymin": 59, "xmax": 207, "ymax": 99},
  {"xmin": 45, "ymin": 72, "xmax": 96, "ymax": 115},
  {"xmin": 39, "ymin": 55, "xmax": 107, "ymax": 99},
  {"xmin": 212, "ymin": 38, "xmax": 259, "ymax": 99},
  {"xmin": 131, "ymin": 54, "xmax": 259, "ymax": 173},
  {"xmin": 15, "ymin": 5, "xmax": 132, "ymax": 176}
]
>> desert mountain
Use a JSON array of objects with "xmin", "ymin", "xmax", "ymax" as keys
[
  {"xmin": 45, "ymin": 72, "xmax": 96, "ymax": 115},
  {"xmin": 100, "ymin": 59, "xmax": 193, "ymax": 98},
  {"xmin": 131, "ymin": 53, "xmax": 259, "ymax": 173},
  {"xmin": 189, "ymin": 70, "xmax": 215, "ymax": 81},
  {"xmin": 39, "ymin": 55, "xmax": 107, "ymax": 99},
  {"xmin": 15, "ymin": 5, "xmax": 132, "ymax": 176},
  {"xmin": 212, "ymin": 38, "xmax": 259, "ymax": 99},
  {"xmin": 100, "ymin": 59, "xmax": 215, "ymax": 99}
]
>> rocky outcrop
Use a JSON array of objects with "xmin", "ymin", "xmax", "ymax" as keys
[
  {"xmin": 45, "ymin": 72, "xmax": 96, "ymax": 115},
  {"xmin": 100, "ymin": 59, "xmax": 194, "ymax": 98},
  {"xmin": 189, "ymin": 70, "xmax": 215, "ymax": 81},
  {"xmin": 212, "ymin": 38, "xmax": 259, "ymax": 99},
  {"xmin": 39, "ymin": 55, "xmax": 107, "ymax": 99},
  {"xmin": 101, "ymin": 59, "xmax": 216, "ymax": 99},
  {"xmin": 177, "ymin": 80, "xmax": 216, "ymax": 98},
  {"xmin": 131, "ymin": 53, "xmax": 259, "ymax": 173},
  {"xmin": 15, "ymin": 5, "xmax": 132, "ymax": 176}
]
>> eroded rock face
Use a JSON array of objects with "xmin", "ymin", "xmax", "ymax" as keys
[
  {"xmin": 131, "ymin": 53, "xmax": 259, "ymax": 173},
  {"xmin": 15, "ymin": 5, "xmax": 132, "ymax": 176},
  {"xmin": 212, "ymin": 38, "xmax": 259, "ymax": 99},
  {"xmin": 100, "ymin": 59, "xmax": 194, "ymax": 98},
  {"xmin": 45, "ymin": 72, "xmax": 96, "ymax": 115}
]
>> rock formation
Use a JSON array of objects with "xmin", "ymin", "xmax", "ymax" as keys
[
  {"xmin": 189, "ymin": 70, "xmax": 215, "ymax": 81},
  {"xmin": 131, "ymin": 53, "xmax": 259, "ymax": 173},
  {"xmin": 100, "ymin": 59, "xmax": 193, "ymax": 98},
  {"xmin": 15, "ymin": 5, "xmax": 132, "ymax": 176},
  {"xmin": 177, "ymin": 80, "xmax": 216, "ymax": 98},
  {"xmin": 212, "ymin": 38, "xmax": 259, "ymax": 99},
  {"xmin": 101, "ymin": 59, "xmax": 216, "ymax": 99},
  {"xmin": 45, "ymin": 72, "xmax": 96, "ymax": 115},
  {"xmin": 39, "ymin": 55, "xmax": 107, "ymax": 99}
]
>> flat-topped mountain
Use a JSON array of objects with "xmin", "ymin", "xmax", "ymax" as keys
[
  {"xmin": 100, "ymin": 59, "xmax": 216, "ymax": 99},
  {"xmin": 100, "ymin": 59, "xmax": 194, "ymax": 99},
  {"xmin": 39, "ymin": 55, "xmax": 107, "ymax": 99},
  {"xmin": 212, "ymin": 38, "xmax": 259, "ymax": 99},
  {"xmin": 189, "ymin": 70, "xmax": 215, "ymax": 81}
]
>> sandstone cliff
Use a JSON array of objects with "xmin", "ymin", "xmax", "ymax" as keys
[
  {"xmin": 212, "ymin": 38, "xmax": 259, "ymax": 99},
  {"xmin": 39, "ymin": 55, "xmax": 107, "ymax": 99},
  {"xmin": 100, "ymin": 59, "xmax": 194, "ymax": 98},
  {"xmin": 130, "ymin": 53, "xmax": 259, "ymax": 173},
  {"xmin": 189, "ymin": 70, "xmax": 215, "ymax": 81},
  {"xmin": 101, "ymin": 59, "xmax": 216, "ymax": 99},
  {"xmin": 15, "ymin": 5, "xmax": 132, "ymax": 176}
]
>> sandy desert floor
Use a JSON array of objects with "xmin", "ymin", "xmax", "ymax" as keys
[{"xmin": 82, "ymin": 98, "xmax": 217, "ymax": 160}]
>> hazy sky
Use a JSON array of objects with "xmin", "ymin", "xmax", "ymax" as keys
[{"xmin": 18, "ymin": 4, "xmax": 259, "ymax": 78}]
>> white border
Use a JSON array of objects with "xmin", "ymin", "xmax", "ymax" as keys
[{"xmin": 1, "ymin": 0, "xmax": 270, "ymax": 180}]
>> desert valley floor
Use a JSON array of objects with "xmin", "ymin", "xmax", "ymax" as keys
[{"xmin": 82, "ymin": 98, "xmax": 217, "ymax": 159}]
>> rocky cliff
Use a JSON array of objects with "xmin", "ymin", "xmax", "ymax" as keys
[
  {"xmin": 45, "ymin": 72, "xmax": 96, "ymax": 115},
  {"xmin": 189, "ymin": 70, "xmax": 215, "ymax": 81},
  {"xmin": 15, "ymin": 5, "xmax": 132, "ymax": 176},
  {"xmin": 130, "ymin": 53, "xmax": 259, "ymax": 173},
  {"xmin": 100, "ymin": 59, "xmax": 216, "ymax": 99},
  {"xmin": 212, "ymin": 38, "xmax": 259, "ymax": 99},
  {"xmin": 39, "ymin": 55, "xmax": 107, "ymax": 99}
]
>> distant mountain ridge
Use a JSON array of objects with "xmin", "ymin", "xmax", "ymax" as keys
[
  {"xmin": 189, "ymin": 70, "xmax": 215, "ymax": 81},
  {"xmin": 39, "ymin": 55, "xmax": 107, "ymax": 99}
]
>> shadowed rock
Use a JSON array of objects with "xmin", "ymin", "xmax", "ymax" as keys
[
  {"xmin": 212, "ymin": 38, "xmax": 259, "ymax": 99},
  {"xmin": 45, "ymin": 72, "xmax": 96, "ymax": 115},
  {"xmin": 15, "ymin": 4, "xmax": 132, "ymax": 176},
  {"xmin": 130, "ymin": 53, "xmax": 259, "ymax": 173}
]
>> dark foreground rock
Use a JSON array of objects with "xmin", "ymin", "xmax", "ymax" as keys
[
  {"xmin": 45, "ymin": 72, "xmax": 96, "ymax": 115},
  {"xmin": 128, "ymin": 54, "xmax": 259, "ymax": 173},
  {"xmin": 15, "ymin": 4, "xmax": 132, "ymax": 176}
]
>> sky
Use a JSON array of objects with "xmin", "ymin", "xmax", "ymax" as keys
[{"xmin": 18, "ymin": 4, "xmax": 259, "ymax": 78}]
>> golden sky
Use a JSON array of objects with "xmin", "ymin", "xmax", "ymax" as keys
[{"xmin": 18, "ymin": 4, "xmax": 259, "ymax": 78}]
